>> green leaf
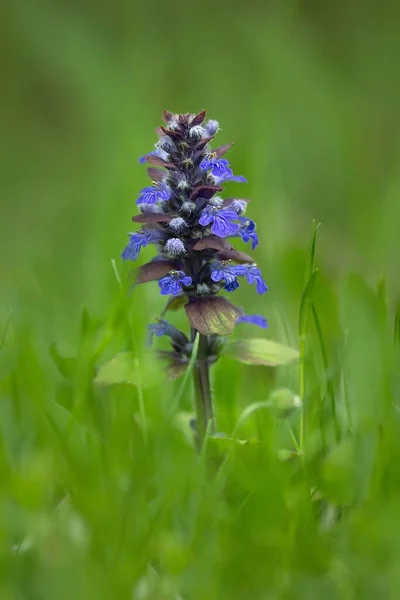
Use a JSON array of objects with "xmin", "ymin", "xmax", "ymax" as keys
[
  {"xmin": 226, "ymin": 338, "xmax": 299, "ymax": 366},
  {"xmin": 49, "ymin": 343, "xmax": 76, "ymax": 380},
  {"xmin": 94, "ymin": 351, "xmax": 140, "ymax": 386}
]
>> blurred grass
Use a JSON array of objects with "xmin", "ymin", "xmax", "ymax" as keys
[{"xmin": 2, "ymin": 0, "xmax": 400, "ymax": 598}]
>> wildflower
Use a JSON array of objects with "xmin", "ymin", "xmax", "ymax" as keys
[
  {"xmin": 121, "ymin": 231, "xmax": 153, "ymax": 261},
  {"xmin": 239, "ymin": 264, "xmax": 268, "ymax": 294},
  {"xmin": 200, "ymin": 156, "xmax": 233, "ymax": 179},
  {"xmin": 237, "ymin": 218, "xmax": 259, "ymax": 249},
  {"xmin": 214, "ymin": 172, "xmax": 247, "ymax": 185},
  {"xmin": 147, "ymin": 319, "xmax": 189, "ymax": 347},
  {"xmin": 236, "ymin": 314, "xmax": 268, "ymax": 328},
  {"xmin": 147, "ymin": 320, "xmax": 171, "ymax": 345},
  {"xmin": 136, "ymin": 183, "xmax": 171, "ymax": 205},
  {"xmin": 159, "ymin": 271, "xmax": 193, "ymax": 296},
  {"xmin": 210, "ymin": 261, "xmax": 243, "ymax": 291},
  {"xmin": 199, "ymin": 206, "xmax": 238, "ymax": 237}
]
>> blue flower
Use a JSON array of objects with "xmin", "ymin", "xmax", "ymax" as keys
[
  {"xmin": 121, "ymin": 231, "xmax": 152, "ymax": 261},
  {"xmin": 136, "ymin": 182, "xmax": 171, "ymax": 205},
  {"xmin": 159, "ymin": 270, "xmax": 193, "ymax": 296},
  {"xmin": 238, "ymin": 264, "xmax": 268, "ymax": 294},
  {"xmin": 147, "ymin": 320, "xmax": 171, "ymax": 345},
  {"xmin": 210, "ymin": 261, "xmax": 243, "ymax": 292},
  {"xmin": 214, "ymin": 173, "xmax": 247, "ymax": 185},
  {"xmin": 236, "ymin": 314, "xmax": 268, "ymax": 328},
  {"xmin": 200, "ymin": 156, "xmax": 233, "ymax": 179},
  {"xmin": 147, "ymin": 319, "xmax": 190, "ymax": 347},
  {"xmin": 199, "ymin": 206, "xmax": 238, "ymax": 237},
  {"xmin": 237, "ymin": 218, "xmax": 259, "ymax": 249},
  {"xmin": 225, "ymin": 279, "xmax": 240, "ymax": 292}
]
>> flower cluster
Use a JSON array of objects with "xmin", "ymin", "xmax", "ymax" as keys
[{"xmin": 122, "ymin": 111, "xmax": 267, "ymax": 363}]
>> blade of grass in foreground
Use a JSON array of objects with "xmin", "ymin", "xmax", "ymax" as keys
[
  {"xmin": 298, "ymin": 220, "xmax": 321, "ymax": 454},
  {"xmin": 111, "ymin": 258, "xmax": 147, "ymax": 442}
]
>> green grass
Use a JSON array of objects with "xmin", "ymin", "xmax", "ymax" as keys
[{"xmin": 2, "ymin": 0, "xmax": 400, "ymax": 597}]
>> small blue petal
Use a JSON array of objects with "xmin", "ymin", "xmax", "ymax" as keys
[
  {"xmin": 121, "ymin": 232, "xmax": 151, "ymax": 261},
  {"xmin": 147, "ymin": 320, "xmax": 170, "ymax": 345},
  {"xmin": 136, "ymin": 183, "xmax": 171, "ymax": 205},
  {"xmin": 158, "ymin": 271, "xmax": 192, "ymax": 296},
  {"xmin": 199, "ymin": 206, "xmax": 238, "ymax": 238},
  {"xmin": 236, "ymin": 314, "xmax": 268, "ymax": 328}
]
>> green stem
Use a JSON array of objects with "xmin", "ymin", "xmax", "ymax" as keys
[{"xmin": 193, "ymin": 332, "xmax": 214, "ymax": 446}]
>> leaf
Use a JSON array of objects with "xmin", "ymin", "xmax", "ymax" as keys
[
  {"xmin": 132, "ymin": 213, "xmax": 171, "ymax": 224},
  {"xmin": 195, "ymin": 136, "xmax": 214, "ymax": 150},
  {"xmin": 299, "ymin": 269, "xmax": 318, "ymax": 336},
  {"xmin": 49, "ymin": 343, "xmax": 76, "ymax": 380},
  {"xmin": 136, "ymin": 261, "xmax": 177, "ymax": 284},
  {"xmin": 190, "ymin": 185, "xmax": 223, "ymax": 201},
  {"xmin": 217, "ymin": 249, "xmax": 254, "ymax": 264},
  {"xmin": 190, "ymin": 109, "xmax": 207, "ymax": 127},
  {"xmin": 321, "ymin": 438, "xmax": 356, "ymax": 505},
  {"xmin": 160, "ymin": 126, "xmax": 182, "ymax": 141},
  {"xmin": 157, "ymin": 351, "xmax": 188, "ymax": 381},
  {"xmin": 147, "ymin": 167, "xmax": 166, "ymax": 182},
  {"xmin": 213, "ymin": 143, "xmax": 233, "ymax": 158},
  {"xmin": 192, "ymin": 236, "xmax": 231, "ymax": 252},
  {"xmin": 162, "ymin": 110, "xmax": 174, "ymax": 123},
  {"xmin": 226, "ymin": 339, "xmax": 300, "ymax": 366},
  {"xmin": 94, "ymin": 352, "xmax": 140, "ymax": 386},
  {"xmin": 185, "ymin": 297, "xmax": 242, "ymax": 336},
  {"xmin": 161, "ymin": 295, "xmax": 187, "ymax": 315},
  {"xmin": 145, "ymin": 155, "xmax": 176, "ymax": 169}
]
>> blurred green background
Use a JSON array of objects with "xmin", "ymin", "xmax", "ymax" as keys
[
  {"xmin": 3, "ymin": 0, "xmax": 400, "ymax": 342},
  {"xmin": 2, "ymin": 1, "xmax": 400, "ymax": 598}
]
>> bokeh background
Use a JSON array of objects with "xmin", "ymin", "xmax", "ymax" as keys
[
  {"xmin": 2, "ymin": 1, "xmax": 400, "ymax": 598},
  {"xmin": 3, "ymin": 0, "xmax": 400, "ymax": 344}
]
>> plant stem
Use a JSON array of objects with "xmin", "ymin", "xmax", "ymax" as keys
[{"xmin": 192, "ymin": 332, "xmax": 214, "ymax": 446}]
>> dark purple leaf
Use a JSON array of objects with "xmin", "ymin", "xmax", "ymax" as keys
[
  {"xmin": 190, "ymin": 110, "xmax": 207, "ymax": 127},
  {"xmin": 160, "ymin": 126, "xmax": 182, "ymax": 141},
  {"xmin": 190, "ymin": 185, "xmax": 223, "ymax": 201},
  {"xmin": 217, "ymin": 249, "xmax": 254, "ymax": 263},
  {"xmin": 213, "ymin": 143, "xmax": 234, "ymax": 158},
  {"xmin": 185, "ymin": 297, "xmax": 242, "ymax": 336},
  {"xmin": 145, "ymin": 155, "xmax": 176, "ymax": 169},
  {"xmin": 147, "ymin": 167, "xmax": 165, "ymax": 182},
  {"xmin": 132, "ymin": 213, "xmax": 171, "ymax": 224},
  {"xmin": 162, "ymin": 110, "xmax": 174, "ymax": 123},
  {"xmin": 195, "ymin": 136, "xmax": 214, "ymax": 151},
  {"xmin": 192, "ymin": 236, "xmax": 232, "ymax": 252},
  {"xmin": 136, "ymin": 261, "xmax": 177, "ymax": 284}
]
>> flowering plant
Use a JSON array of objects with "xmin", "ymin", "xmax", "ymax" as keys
[{"xmin": 122, "ymin": 110, "xmax": 268, "ymax": 443}]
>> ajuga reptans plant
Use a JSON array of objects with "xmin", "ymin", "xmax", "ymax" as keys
[{"xmin": 122, "ymin": 110, "xmax": 268, "ymax": 443}]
